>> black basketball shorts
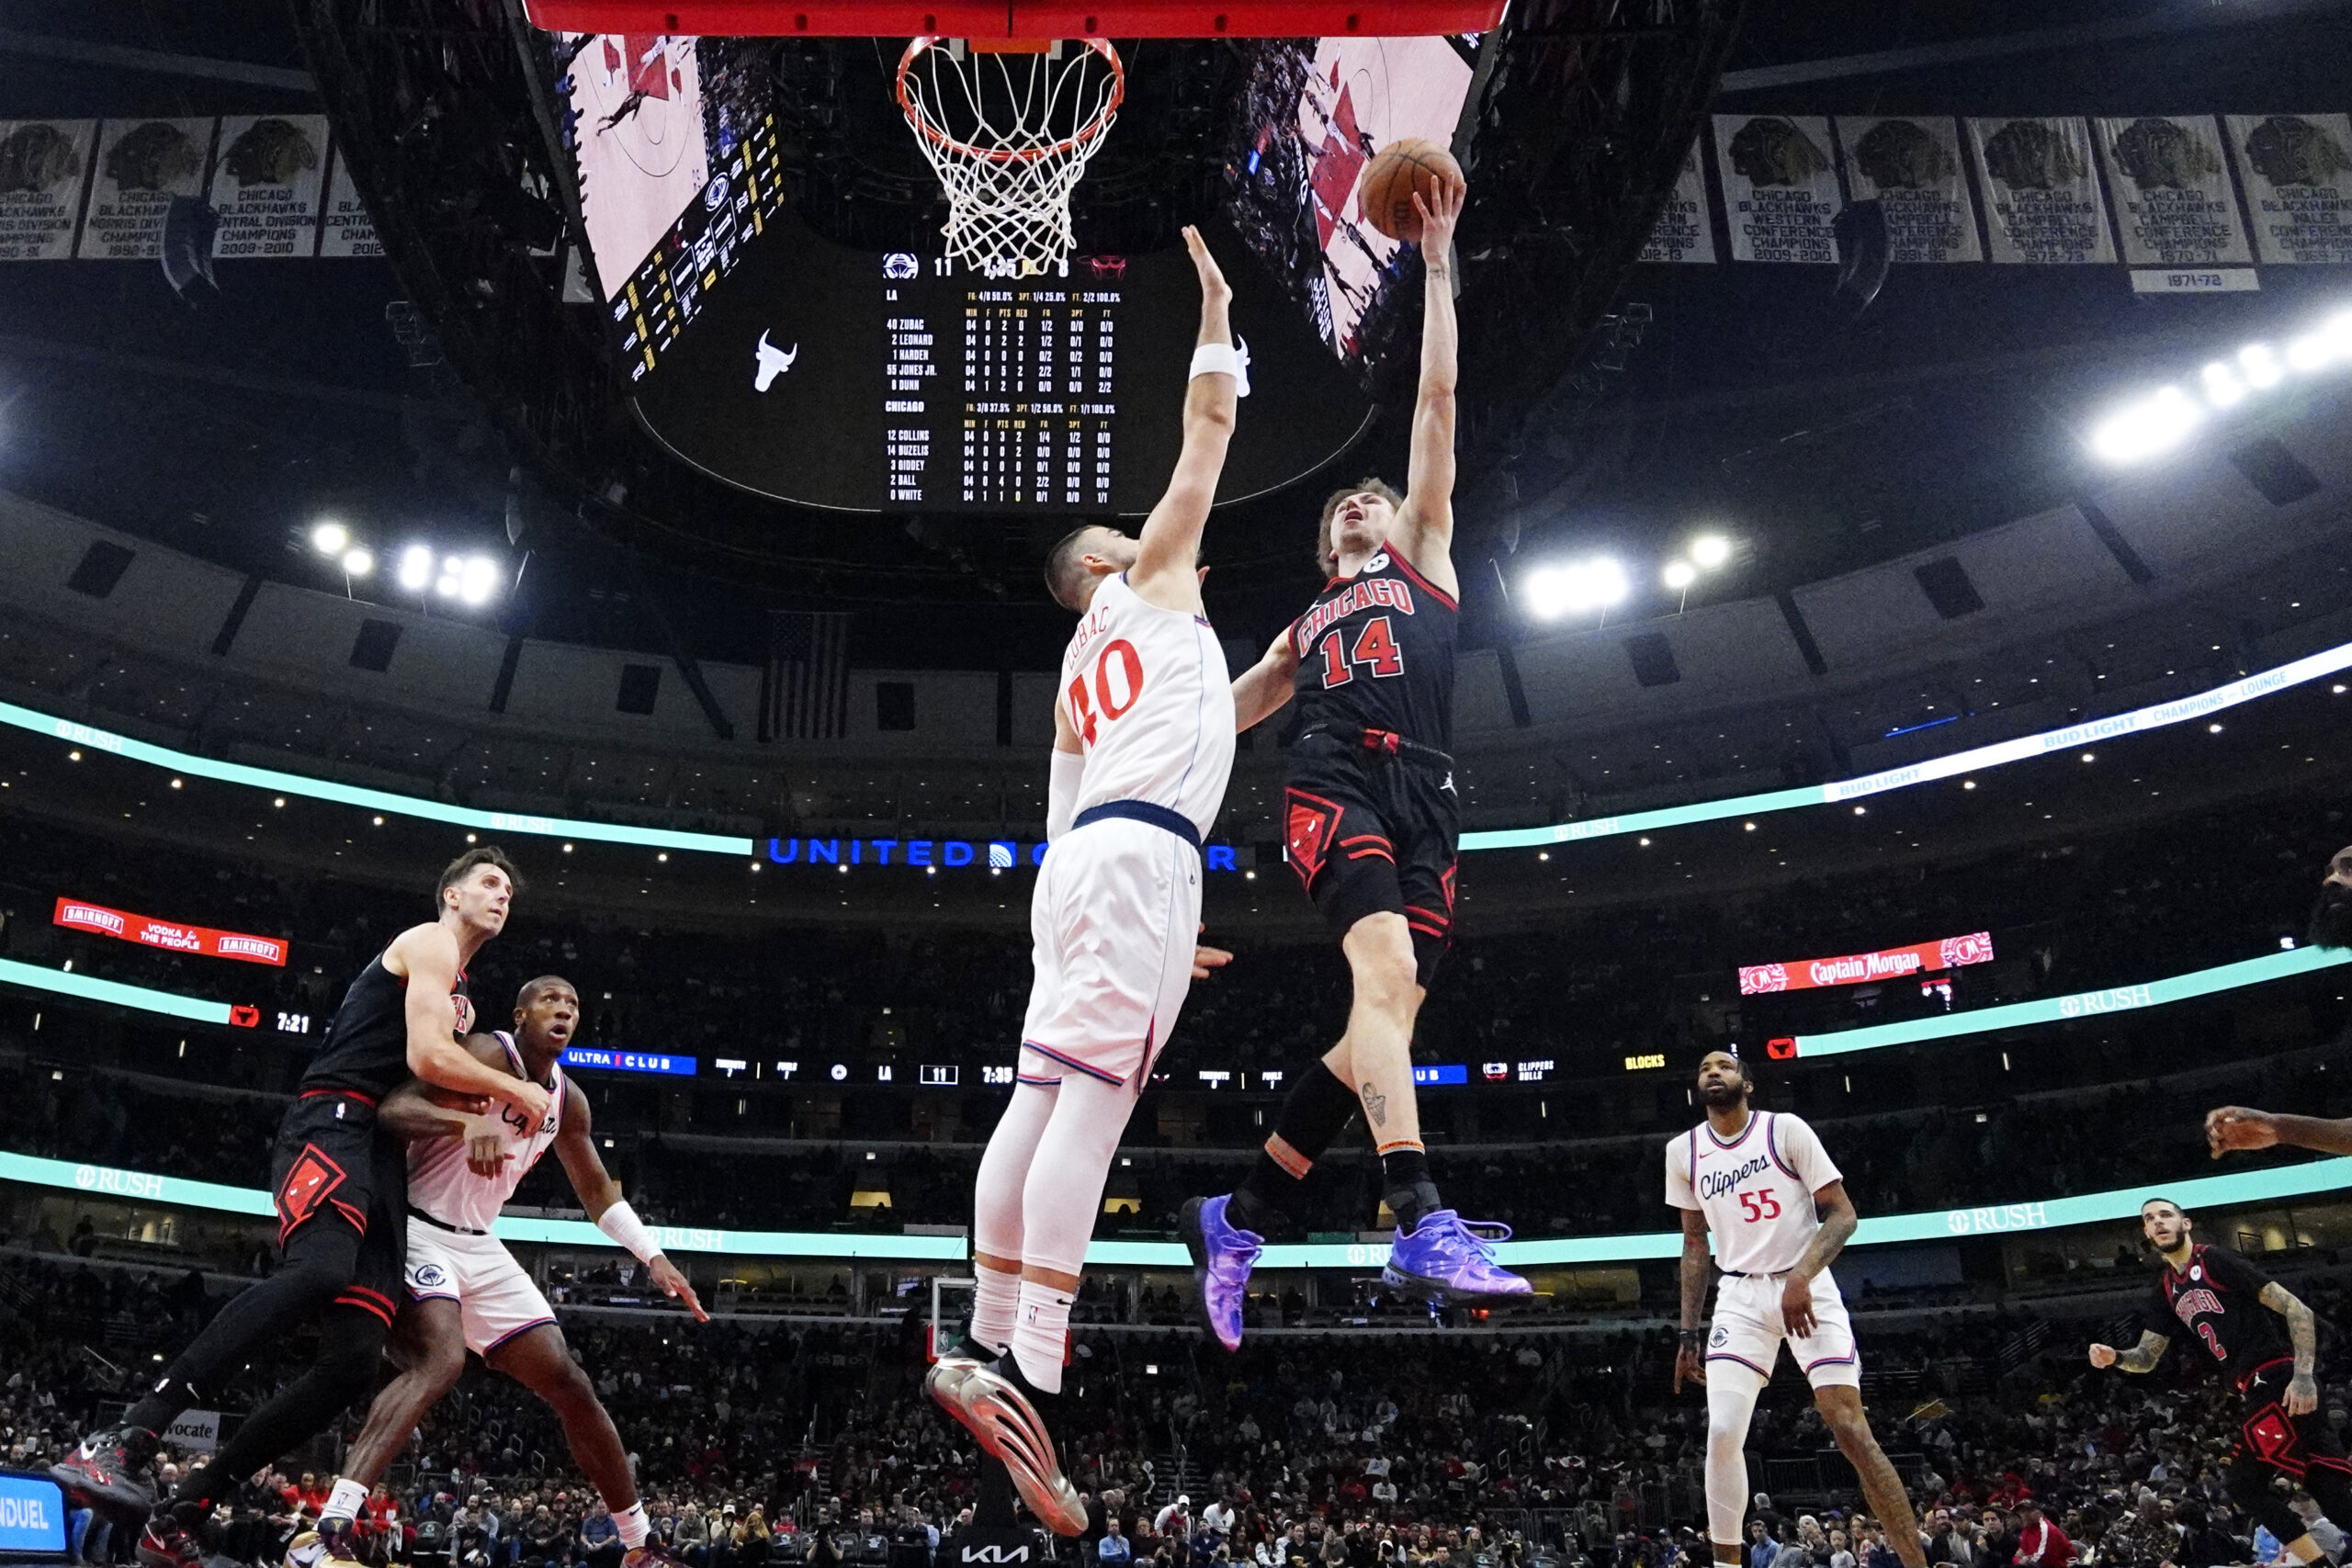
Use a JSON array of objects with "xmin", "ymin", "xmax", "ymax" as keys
[
  {"xmin": 1282, "ymin": 734, "xmax": 1460, "ymax": 987},
  {"xmin": 267, "ymin": 1089, "xmax": 409, "ymax": 1327}
]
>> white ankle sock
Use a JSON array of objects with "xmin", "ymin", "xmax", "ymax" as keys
[
  {"xmin": 1012, "ymin": 1280, "xmax": 1073, "ymax": 1394},
  {"xmin": 321, "ymin": 1477, "xmax": 368, "ymax": 1524},
  {"xmin": 972, "ymin": 1266, "xmax": 1020, "ymax": 1354},
  {"xmin": 615, "ymin": 1503, "xmax": 650, "ymax": 1550}
]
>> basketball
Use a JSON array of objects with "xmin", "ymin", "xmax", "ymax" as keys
[{"xmin": 1357, "ymin": 138, "xmax": 1464, "ymax": 243}]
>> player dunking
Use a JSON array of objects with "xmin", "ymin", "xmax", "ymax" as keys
[
  {"xmin": 2206, "ymin": 842, "xmax": 2352, "ymax": 1159},
  {"xmin": 304, "ymin": 976, "xmax": 707, "ymax": 1568},
  {"xmin": 1668, "ymin": 1052, "xmax": 1926, "ymax": 1568},
  {"xmin": 2089, "ymin": 1199, "xmax": 2352, "ymax": 1562},
  {"xmin": 52, "ymin": 849, "xmax": 545, "ymax": 1568},
  {"xmin": 927, "ymin": 225, "xmax": 1242, "ymax": 1536},
  {"xmin": 1182, "ymin": 177, "xmax": 1528, "ymax": 1346}
]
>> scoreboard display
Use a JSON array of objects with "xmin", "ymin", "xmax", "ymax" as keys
[{"xmin": 613, "ymin": 198, "xmax": 1374, "ymax": 515}]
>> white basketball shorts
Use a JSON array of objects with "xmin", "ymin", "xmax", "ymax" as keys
[
  {"xmin": 1018, "ymin": 814, "xmax": 1204, "ymax": 1091},
  {"xmin": 404, "ymin": 1220, "xmax": 559, "ymax": 1358},
  {"xmin": 1705, "ymin": 1269, "xmax": 1861, "ymax": 1390}
]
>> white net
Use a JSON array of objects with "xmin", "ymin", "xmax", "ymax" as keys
[{"xmin": 895, "ymin": 37, "xmax": 1125, "ymax": 278}]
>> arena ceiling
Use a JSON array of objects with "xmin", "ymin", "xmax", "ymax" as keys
[{"xmin": 1, "ymin": 0, "xmax": 2349, "ymax": 673}]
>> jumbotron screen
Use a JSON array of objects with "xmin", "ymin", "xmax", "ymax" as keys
[{"xmin": 555, "ymin": 33, "xmax": 1378, "ymax": 514}]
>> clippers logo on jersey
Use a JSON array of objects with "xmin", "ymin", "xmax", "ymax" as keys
[
  {"xmin": 501, "ymin": 1100, "xmax": 559, "ymax": 1139},
  {"xmin": 409, "ymin": 1261, "xmax": 449, "ymax": 1290},
  {"xmin": 1697, "ymin": 1154, "xmax": 1772, "ymax": 1201},
  {"xmin": 1293, "ymin": 575, "xmax": 1418, "ymax": 661}
]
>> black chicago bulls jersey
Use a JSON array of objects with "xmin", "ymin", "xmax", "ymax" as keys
[
  {"xmin": 1289, "ymin": 547, "xmax": 1459, "ymax": 750},
  {"xmin": 301, "ymin": 952, "xmax": 469, "ymax": 1100},
  {"xmin": 2143, "ymin": 1243, "xmax": 2288, "ymax": 1384}
]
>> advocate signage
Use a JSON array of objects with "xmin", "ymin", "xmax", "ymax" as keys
[
  {"xmin": 1740, "ymin": 931, "xmax": 1993, "ymax": 996},
  {"xmin": 54, "ymin": 897, "xmax": 288, "ymax": 966}
]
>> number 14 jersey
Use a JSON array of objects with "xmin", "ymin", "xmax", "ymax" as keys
[
  {"xmin": 1059, "ymin": 572, "xmax": 1236, "ymax": 841},
  {"xmin": 1665, "ymin": 1110, "xmax": 1842, "ymax": 1276}
]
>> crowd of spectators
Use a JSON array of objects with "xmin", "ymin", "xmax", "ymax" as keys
[{"xmin": 6, "ymin": 1253, "xmax": 2352, "ymax": 1568}]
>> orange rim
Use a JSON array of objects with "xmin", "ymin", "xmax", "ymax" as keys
[{"xmin": 895, "ymin": 35, "xmax": 1125, "ymax": 166}]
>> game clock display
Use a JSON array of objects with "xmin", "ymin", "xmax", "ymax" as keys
[{"xmin": 618, "ymin": 205, "xmax": 1374, "ymax": 515}]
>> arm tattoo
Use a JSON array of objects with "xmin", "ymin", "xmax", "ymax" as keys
[
  {"xmin": 2262, "ymin": 1282, "xmax": 2319, "ymax": 1376},
  {"xmin": 1362, "ymin": 1085, "xmax": 1387, "ymax": 1128},
  {"xmin": 2116, "ymin": 1329, "xmax": 2170, "ymax": 1374}
]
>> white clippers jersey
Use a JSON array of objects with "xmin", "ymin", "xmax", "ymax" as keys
[
  {"xmin": 1665, "ymin": 1110, "xmax": 1841, "ymax": 1277},
  {"xmin": 407, "ymin": 1032, "xmax": 564, "ymax": 1234},
  {"xmin": 1059, "ymin": 571, "xmax": 1237, "ymax": 841}
]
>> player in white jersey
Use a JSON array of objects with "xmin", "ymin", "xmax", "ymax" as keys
[
  {"xmin": 303, "ymin": 977, "xmax": 707, "ymax": 1568},
  {"xmin": 928, "ymin": 226, "xmax": 1244, "ymax": 1539},
  {"xmin": 1667, "ymin": 1051, "xmax": 1926, "ymax": 1568}
]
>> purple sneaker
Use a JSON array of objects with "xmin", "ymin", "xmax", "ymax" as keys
[
  {"xmin": 1180, "ymin": 1193, "xmax": 1262, "ymax": 1351},
  {"xmin": 1381, "ymin": 1211, "xmax": 1532, "ymax": 1304}
]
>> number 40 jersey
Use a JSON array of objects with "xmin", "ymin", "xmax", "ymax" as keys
[
  {"xmin": 1665, "ymin": 1110, "xmax": 1843, "ymax": 1276},
  {"xmin": 1059, "ymin": 571, "xmax": 1237, "ymax": 841}
]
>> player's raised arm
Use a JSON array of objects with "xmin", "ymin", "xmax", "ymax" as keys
[
  {"xmin": 552, "ymin": 1079, "xmax": 708, "ymax": 1322},
  {"xmin": 2208, "ymin": 1105, "xmax": 2352, "ymax": 1157},
  {"xmin": 1388, "ymin": 180, "xmax": 1464, "ymax": 596},
  {"xmin": 1231, "ymin": 625, "xmax": 1300, "ymax": 733},
  {"xmin": 391, "ymin": 925, "xmax": 550, "ymax": 1126},
  {"xmin": 1127, "ymin": 226, "xmax": 1238, "ymax": 615}
]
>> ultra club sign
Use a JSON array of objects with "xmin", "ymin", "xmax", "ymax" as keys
[
  {"xmin": 1739, "ymin": 931, "xmax": 1994, "ymax": 996},
  {"xmin": 53, "ymin": 897, "xmax": 288, "ymax": 967}
]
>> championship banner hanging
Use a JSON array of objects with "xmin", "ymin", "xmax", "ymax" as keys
[
  {"xmin": 318, "ymin": 147, "xmax": 381, "ymax": 258},
  {"xmin": 2225, "ymin": 113, "xmax": 2352, "ymax": 265},
  {"xmin": 206, "ymin": 114, "xmax": 330, "ymax": 258},
  {"xmin": 1968, "ymin": 117, "xmax": 2117, "ymax": 265},
  {"xmin": 1739, "ymin": 931, "xmax": 1995, "ymax": 997},
  {"xmin": 77, "ymin": 118, "xmax": 214, "ymax": 261},
  {"xmin": 2095, "ymin": 114, "xmax": 2253, "ymax": 267},
  {"xmin": 1835, "ymin": 116, "xmax": 1982, "ymax": 263},
  {"xmin": 1713, "ymin": 114, "xmax": 1842, "ymax": 263},
  {"xmin": 1637, "ymin": 138, "xmax": 1716, "ymax": 264},
  {"xmin": 53, "ymin": 897, "xmax": 289, "ymax": 967},
  {"xmin": 0, "ymin": 120, "xmax": 97, "ymax": 261}
]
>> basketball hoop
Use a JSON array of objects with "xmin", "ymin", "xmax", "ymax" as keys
[{"xmin": 895, "ymin": 36, "xmax": 1125, "ymax": 278}]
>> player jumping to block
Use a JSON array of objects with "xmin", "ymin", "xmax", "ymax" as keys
[
  {"xmin": 2089, "ymin": 1199, "xmax": 2352, "ymax": 1563},
  {"xmin": 305, "ymin": 976, "xmax": 707, "ymax": 1568},
  {"xmin": 1669, "ymin": 1051, "xmax": 1926, "ymax": 1568},
  {"xmin": 927, "ymin": 225, "xmax": 1243, "ymax": 1537},
  {"xmin": 1182, "ymin": 176, "xmax": 1530, "ymax": 1345},
  {"xmin": 2205, "ymin": 842, "xmax": 2352, "ymax": 1160}
]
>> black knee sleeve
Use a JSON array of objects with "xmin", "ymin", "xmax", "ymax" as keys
[
  {"xmin": 1272, "ymin": 1061, "xmax": 1362, "ymax": 1162},
  {"xmin": 315, "ymin": 1304, "xmax": 391, "ymax": 1396},
  {"xmin": 2228, "ymin": 1456, "xmax": 2304, "ymax": 1541}
]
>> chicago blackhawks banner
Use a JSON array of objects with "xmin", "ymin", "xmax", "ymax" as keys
[
  {"xmin": 1836, "ymin": 116, "xmax": 1983, "ymax": 262},
  {"xmin": 1638, "ymin": 138, "xmax": 1717, "ymax": 264},
  {"xmin": 1967, "ymin": 117, "xmax": 2118, "ymax": 265},
  {"xmin": 0, "ymin": 120, "xmax": 96, "ymax": 261},
  {"xmin": 2096, "ymin": 114, "xmax": 2254, "ymax": 266},
  {"xmin": 2225, "ymin": 113, "xmax": 2352, "ymax": 265},
  {"xmin": 1713, "ymin": 114, "xmax": 1841, "ymax": 263}
]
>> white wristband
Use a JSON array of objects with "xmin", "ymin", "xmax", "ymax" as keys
[
  {"xmin": 596, "ymin": 1199, "xmax": 662, "ymax": 1263},
  {"xmin": 1189, "ymin": 339, "xmax": 1250, "ymax": 396}
]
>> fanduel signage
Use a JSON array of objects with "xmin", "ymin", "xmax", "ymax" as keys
[
  {"xmin": 53, "ymin": 897, "xmax": 288, "ymax": 966},
  {"xmin": 1739, "ymin": 931, "xmax": 1994, "ymax": 996},
  {"xmin": 766, "ymin": 837, "xmax": 1240, "ymax": 871}
]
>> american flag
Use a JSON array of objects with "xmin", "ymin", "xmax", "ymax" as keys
[{"xmin": 762, "ymin": 611, "xmax": 853, "ymax": 741}]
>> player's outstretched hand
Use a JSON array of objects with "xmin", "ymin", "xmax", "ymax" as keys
[
  {"xmin": 650, "ymin": 1255, "xmax": 710, "ymax": 1323},
  {"xmin": 2205, "ymin": 1106, "xmax": 2278, "ymax": 1157},
  {"xmin": 2087, "ymin": 1343, "xmax": 2118, "ymax": 1370},
  {"xmin": 1780, "ymin": 1274, "xmax": 1818, "ymax": 1338},
  {"xmin": 1182, "ymin": 225, "xmax": 1231, "ymax": 305},
  {"xmin": 1413, "ymin": 178, "xmax": 1465, "ymax": 268},
  {"xmin": 1193, "ymin": 926, "xmax": 1233, "ymax": 981},
  {"xmin": 1673, "ymin": 1340, "xmax": 1706, "ymax": 1393}
]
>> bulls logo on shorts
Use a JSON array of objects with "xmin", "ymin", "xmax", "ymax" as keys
[
  {"xmin": 1284, "ymin": 789, "xmax": 1343, "ymax": 884},
  {"xmin": 407, "ymin": 1261, "xmax": 450, "ymax": 1292},
  {"xmin": 2244, "ymin": 1407, "xmax": 2298, "ymax": 1465},
  {"xmin": 275, "ymin": 1144, "xmax": 348, "ymax": 1243}
]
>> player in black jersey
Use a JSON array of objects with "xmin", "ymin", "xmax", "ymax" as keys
[
  {"xmin": 1182, "ymin": 177, "xmax": 1529, "ymax": 1345},
  {"xmin": 53, "ymin": 847, "xmax": 544, "ymax": 1567},
  {"xmin": 2089, "ymin": 1198, "xmax": 2352, "ymax": 1562},
  {"xmin": 2205, "ymin": 843, "xmax": 2352, "ymax": 1160}
]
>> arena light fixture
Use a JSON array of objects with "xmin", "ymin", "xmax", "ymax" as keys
[
  {"xmin": 2200, "ymin": 361, "xmax": 2245, "ymax": 408},
  {"xmin": 2239, "ymin": 343, "xmax": 2283, "ymax": 389},
  {"xmin": 1522, "ymin": 557, "xmax": 1630, "ymax": 619},
  {"xmin": 1689, "ymin": 534, "xmax": 1733, "ymax": 570},
  {"xmin": 2087, "ymin": 385, "xmax": 2201, "ymax": 465},
  {"xmin": 458, "ymin": 555, "xmax": 501, "ymax": 607},
  {"xmin": 340, "ymin": 548, "xmax": 374, "ymax": 579},
  {"xmin": 2285, "ymin": 332, "xmax": 2334, "ymax": 373},
  {"xmin": 396, "ymin": 545, "xmax": 434, "ymax": 592},
  {"xmin": 310, "ymin": 521, "xmax": 350, "ymax": 556},
  {"xmin": 1661, "ymin": 560, "xmax": 1698, "ymax": 591}
]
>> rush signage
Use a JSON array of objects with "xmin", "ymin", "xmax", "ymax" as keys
[
  {"xmin": 765, "ymin": 837, "xmax": 1240, "ymax": 871},
  {"xmin": 1739, "ymin": 931, "xmax": 1994, "ymax": 996},
  {"xmin": 54, "ymin": 897, "xmax": 288, "ymax": 967}
]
